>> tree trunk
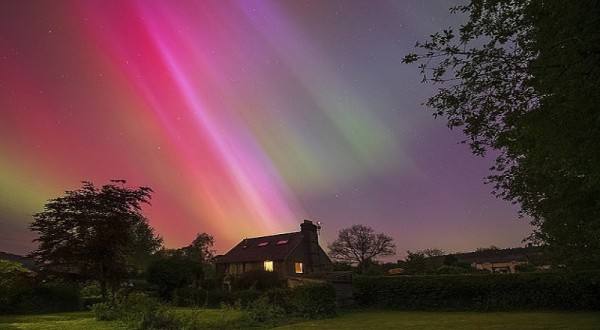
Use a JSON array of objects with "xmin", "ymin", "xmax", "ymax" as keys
[{"xmin": 100, "ymin": 279, "xmax": 108, "ymax": 301}]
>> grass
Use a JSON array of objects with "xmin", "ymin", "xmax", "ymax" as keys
[
  {"xmin": 0, "ymin": 308, "xmax": 250, "ymax": 330},
  {"xmin": 274, "ymin": 310, "xmax": 600, "ymax": 330},
  {"xmin": 172, "ymin": 308, "xmax": 251, "ymax": 328},
  {"xmin": 2, "ymin": 309, "xmax": 599, "ymax": 329},
  {"xmin": 0, "ymin": 311, "xmax": 126, "ymax": 330}
]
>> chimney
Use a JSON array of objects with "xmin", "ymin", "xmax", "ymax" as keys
[
  {"xmin": 300, "ymin": 219, "xmax": 318, "ymax": 237},
  {"xmin": 301, "ymin": 219, "xmax": 321, "ymax": 273}
]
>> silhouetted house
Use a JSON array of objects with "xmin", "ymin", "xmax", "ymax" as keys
[
  {"xmin": 459, "ymin": 254, "xmax": 529, "ymax": 273},
  {"xmin": 451, "ymin": 247, "xmax": 542, "ymax": 273},
  {"xmin": 215, "ymin": 220, "xmax": 333, "ymax": 279}
]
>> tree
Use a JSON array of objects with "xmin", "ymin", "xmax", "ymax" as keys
[
  {"xmin": 146, "ymin": 253, "xmax": 195, "ymax": 300},
  {"xmin": 403, "ymin": 0, "xmax": 600, "ymax": 269},
  {"xmin": 328, "ymin": 225, "xmax": 396, "ymax": 273},
  {"xmin": 147, "ymin": 233, "xmax": 215, "ymax": 299},
  {"xmin": 0, "ymin": 260, "xmax": 32, "ymax": 313},
  {"xmin": 28, "ymin": 180, "xmax": 163, "ymax": 299},
  {"xmin": 178, "ymin": 232, "xmax": 215, "ymax": 287},
  {"xmin": 401, "ymin": 249, "xmax": 445, "ymax": 274}
]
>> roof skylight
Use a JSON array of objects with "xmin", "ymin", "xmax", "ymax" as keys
[
  {"xmin": 258, "ymin": 242, "xmax": 269, "ymax": 247},
  {"xmin": 276, "ymin": 240, "xmax": 289, "ymax": 245}
]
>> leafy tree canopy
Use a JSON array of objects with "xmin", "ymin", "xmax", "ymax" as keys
[
  {"xmin": 403, "ymin": 0, "xmax": 600, "ymax": 269},
  {"xmin": 28, "ymin": 180, "xmax": 163, "ymax": 299},
  {"xmin": 147, "ymin": 232, "xmax": 215, "ymax": 298},
  {"xmin": 328, "ymin": 224, "xmax": 395, "ymax": 273}
]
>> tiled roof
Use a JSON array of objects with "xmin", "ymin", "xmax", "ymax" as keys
[{"xmin": 215, "ymin": 231, "xmax": 304, "ymax": 263}]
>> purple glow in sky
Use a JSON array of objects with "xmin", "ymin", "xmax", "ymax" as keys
[{"xmin": 0, "ymin": 0, "xmax": 532, "ymax": 259}]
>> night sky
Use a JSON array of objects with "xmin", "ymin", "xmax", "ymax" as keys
[{"xmin": 0, "ymin": 0, "xmax": 532, "ymax": 259}]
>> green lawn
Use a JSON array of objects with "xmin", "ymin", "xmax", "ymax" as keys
[
  {"xmin": 275, "ymin": 310, "xmax": 600, "ymax": 330},
  {"xmin": 0, "ymin": 312, "xmax": 126, "ymax": 330},
  {"xmin": 2, "ymin": 310, "xmax": 599, "ymax": 329},
  {"xmin": 0, "ymin": 309, "xmax": 249, "ymax": 330}
]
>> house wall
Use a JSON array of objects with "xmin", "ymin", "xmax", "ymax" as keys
[
  {"xmin": 286, "ymin": 244, "xmax": 308, "ymax": 275},
  {"xmin": 473, "ymin": 260, "xmax": 528, "ymax": 273}
]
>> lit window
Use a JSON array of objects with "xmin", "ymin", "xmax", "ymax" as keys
[
  {"xmin": 264, "ymin": 260, "xmax": 274, "ymax": 272},
  {"xmin": 295, "ymin": 262, "xmax": 303, "ymax": 274},
  {"xmin": 277, "ymin": 239, "xmax": 289, "ymax": 245},
  {"xmin": 258, "ymin": 242, "xmax": 269, "ymax": 247}
]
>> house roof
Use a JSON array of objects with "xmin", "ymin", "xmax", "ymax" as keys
[
  {"xmin": 215, "ymin": 231, "xmax": 304, "ymax": 264},
  {"xmin": 459, "ymin": 254, "xmax": 529, "ymax": 264},
  {"xmin": 451, "ymin": 247, "xmax": 539, "ymax": 264}
]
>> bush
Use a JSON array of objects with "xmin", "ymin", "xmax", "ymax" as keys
[
  {"xmin": 11, "ymin": 282, "xmax": 81, "ymax": 314},
  {"xmin": 436, "ymin": 265, "xmax": 467, "ymax": 274},
  {"xmin": 92, "ymin": 292, "xmax": 178, "ymax": 329},
  {"xmin": 246, "ymin": 295, "xmax": 286, "ymax": 323},
  {"xmin": 354, "ymin": 271, "xmax": 600, "ymax": 311},
  {"xmin": 0, "ymin": 261, "xmax": 33, "ymax": 314},
  {"xmin": 290, "ymin": 283, "xmax": 337, "ymax": 318},
  {"xmin": 515, "ymin": 263, "xmax": 537, "ymax": 273},
  {"xmin": 232, "ymin": 270, "xmax": 285, "ymax": 291}
]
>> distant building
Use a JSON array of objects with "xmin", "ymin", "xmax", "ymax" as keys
[
  {"xmin": 459, "ymin": 254, "xmax": 529, "ymax": 273},
  {"xmin": 451, "ymin": 247, "xmax": 546, "ymax": 273},
  {"xmin": 215, "ymin": 220, "xmax": 333, "ymax": 279}
]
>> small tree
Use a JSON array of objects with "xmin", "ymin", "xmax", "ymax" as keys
[
  {"xmin": 29, "ymin": 180, "xmax": 163, "ymax": 300},
  {"xmin": 147, "ymin": 233, "xmax": 215, "ymax": 300},
  {"xmin": 328, "ymin": 225, "xmax": 396, "ymax": 273},
  {"xmin": 0, "ymin": 260, "xmax": 33, "ymax": 313},
  {"xmin": 180, "ymin": 233, "xmax": 215, "ymax": 287}
]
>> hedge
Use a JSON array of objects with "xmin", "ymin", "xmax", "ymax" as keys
[{"xmin": 354, "ymin": 271, "xmax": 600, "ymax": 311}]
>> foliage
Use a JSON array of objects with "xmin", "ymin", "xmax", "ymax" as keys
[
  {"xmin": 332, "ymin": 262, "xmax": 354, "ymax": 272},
  {"xmin": 328, "ymin": 225, "xmax": 396, "ymax": 273},
  {"xmin": 147, "ymin": 254, "xmax": 198, "ymax": 300},
  {"xmin": 403, "ymin": 0, "xmax": 600, "ymax": 268},
  {"xmin": 1, "ymin": 265, "xmax": 82, "ymax": 314},
  {"xmin": 290, "ymin": 282, "xmax": 337, "ymax": 318},
  {"xmin": 443, "ymin": 255, "xmax": 458, "ymax": 266},
  {"xmin": 354, "ymin": 271, "xmax": 600, "ymax": 310},
  {"xmin": 10, "ymin": 281, "xmax": 82, "ymax": 314},
  {"xmin": 4, "ymin": 310, "xmax": 600, "ymax": 330},
  {"xmin": 180, "ymin": 233, "xmax": 216, "ymax": 263},
  {"xmin": 514, "ymin": 263, "xmax": 537, "ymax": 273},
  {"xmin": 146, "ymin": 232, "xmax": 215, "ymax": 301},
  {"xmin": 92, "ymin": 292, "xmax": 174, "ymax": 329},
  {"xmin": 0, "ymin": 259, "xmax": 33, "ymax": 313},
  {"xmin": 401, "ymin": 249, "xmax": 447, "ymax": 274},
  {"xmin": 29, "ymin": 180, "xmax": 163, "ymax": 299},
  {"xmin": 435, "ymin": 265, "xmax": 466, "ymax": 274},
  {"xmin": 245, "ymin": 295, "xmax": 286, "ymax": 323},
  {"xmin": 80, "ymin": 282, "xmax": 102, "ymax": 298},
  {"xmin": 0, "ymin": 311, "xmax": 128, "ymax": 330},
  {"xmin": 232, "ymin": 270, "xmax": 285, "ymax": 291}
]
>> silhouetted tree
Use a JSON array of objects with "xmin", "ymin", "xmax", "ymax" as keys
[
  {"xmin": 403, "ymin": 0, "xmax": 600, "ymax": 269},
  {"xmin": 179, "ymin": 232, "xmax": 215, "ymax": 288},
  {"xmin": 328, "ymin": 225, "xmax": 395, "ymax": 273},
  {"xmin": 147, "ymin": 253, "xmax": 194, "ymax": 300},
  {"xmin": 29, "ymin": 180, "xmax": 162, "ymax": 300},
  {"xmin": 443, "ymin": 254, "xmax": 458, "ymax": 266},
  {"xmin": 147, "ymin": 233, "xmax": 215, "ymax": 299}
]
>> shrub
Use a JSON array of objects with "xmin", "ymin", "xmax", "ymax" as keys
[
  {"xmin": 92, "ymin": 292, "xmax": 180, "ymax": 329},
  {"xmin": 436, "ymin": 265, "xmax": 467, "ymax": 274},
  {"xmin": 0, "ymin": 260, "xmax": 33, "ymax": 314},
  {"xmin": 12, "ymin": 282, "xmax": 81, "ymax": 314},
  {"xmin": 290, "ymin": 282, "xmax": 337, "ymax": 318},
  {"xmin": 232, "ymin": 270, "xmax": 285, "ymax": 291},
  {"xmin": 515, "ymin": 263, "xmax": 537, "ymax": 273},
  {"xmin": 246, "ymin": 295, "xmax": 286, "ymax": 323},
  {"xmin": 354, "ymin": 271, "xmax": 600, "ymax": 311}
]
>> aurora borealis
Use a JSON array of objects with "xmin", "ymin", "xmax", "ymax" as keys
[{"xmin": 0, "ymin": 0, "xmax": 532, "ymax": 258}]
